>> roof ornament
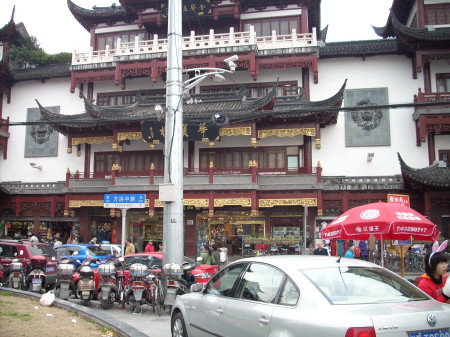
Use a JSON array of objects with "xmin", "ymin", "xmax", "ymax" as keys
[{"xmin": 10, "ymin": 5, "xmax": 15, "ymax": 21}]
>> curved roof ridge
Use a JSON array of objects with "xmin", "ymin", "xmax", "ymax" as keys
[
  {"xmin": 391, "ymin": 11, "xmax": 450, "ymax": 41},
  {"xmin": 398, "ymin": 152, "xmax": 450, "ymax": 188}
]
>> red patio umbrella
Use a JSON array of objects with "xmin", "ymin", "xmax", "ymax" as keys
[
  {"xmin": 321, "ymin": 201, "xmax": 440, "ymax": 276},
  {"xmin": 321, "ymin": 201, "xmax": 439, "ymax": 241}
]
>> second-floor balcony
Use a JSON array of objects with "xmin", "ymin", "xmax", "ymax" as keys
[
  {"xmin": 71, "ymin": 26, "xmax": 318, "ymax": 68},
  {"xmin": 65, "ymin": 165, "xmax": 322, "ymax": 192}
]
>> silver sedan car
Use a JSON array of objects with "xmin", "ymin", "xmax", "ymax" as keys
[{"xmin": 171, "ymin": 255, "xmax": 450, "ymax": 337}]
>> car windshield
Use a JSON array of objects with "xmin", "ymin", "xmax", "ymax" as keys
[
  {"xmin": 29, "ymin": 245, "xmax": 56, "ymax": 258},
  {"xmin": 303, "ymin": 266, "xmax": 428, "ymax": 305},
  {"xmin": 86, "ymin": 246, "xmax": 111, "ymax": 256}
]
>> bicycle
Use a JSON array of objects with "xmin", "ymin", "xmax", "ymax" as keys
[{"xmin": 148, "ymin": 268, "xmax": 164, "ymax": 316}]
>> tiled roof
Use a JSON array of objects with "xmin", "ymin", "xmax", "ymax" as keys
[
  {"xmin": 320, "ymin": 39, "xmax": 399, "ymax": 58},
  {"xmin": 373, "ymin": 0, "xmax": 415, "ymax": 38},
  {"xmin": 36, "ymin": 81, "xmax": 346, "ymax": 132},
  {"xmin": 68, "ymin": 0, "xmax": 321, "ymax": 37},
  {"xmin": 398, "ymin": 153, "xmax": 450, "ymax": 189},
  {"xmin": 390, "ymin": 12, "xmax": 450, "ymax": 42},
  {"xmin": 67, "ymin": 0, "xmax": 133, "ymax": 31},
  {"xmin": 12, "ymin": 64, "xmax": 71, "ymax": 81}
]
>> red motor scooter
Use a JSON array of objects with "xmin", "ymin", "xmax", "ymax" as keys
[{"xmin": 25, "ymin": 255, "xmax": 53, "ymax": 293}]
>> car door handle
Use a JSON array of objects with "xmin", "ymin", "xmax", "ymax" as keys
[
  {"xmin": 258, "ymin": 318, "xmax": 270, "ymax": 325},
  {"xmin": 216, "ymin": 308, "xmax": 224, "ymax": 315}
]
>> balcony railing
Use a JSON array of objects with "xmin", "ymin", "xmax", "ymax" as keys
[
  {"xmin": 72, "ymin": 26, "xmax": 317, "ymax": 66},
  {"xmin": 66, "ymin": 165, "xmax": 322, "ymax": 188},
  {"xmin": 415, "ymin": 89, "xmax": 450, "ymax": 103}
]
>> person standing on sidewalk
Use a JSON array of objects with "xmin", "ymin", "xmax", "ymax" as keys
[
  {"xmin": 211, "ymin": 244, "xmax": 221, "ymax": 267},
  {"xmin": 343, "ymin": 243, "xmax": 355, "ymax": 258},
  {"xmin": 125, "ymin": 239, "xmax": 135, "ymax": 256},
  {"xmin": 313, "ymin": 241, "xmax": 329, "ymax": 256},
  {"xmin": 418, "ymin": 240, "xmax": 450, "ymax": 303}
]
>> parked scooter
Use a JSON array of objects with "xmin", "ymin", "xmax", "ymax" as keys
[
  {"xmin": 25, "ymin": 255, "xmax": 49, "ymax": 293},
  {"xmin": 126, "ymin": 263, "xmax": 149, "ymax": 314},
  {"xmin": 163, "ymin": 262, "xmax": 196, "ymax": 309},
  {"xmin": 6, "ymin": 258, "xmax": 26, "ymax": 290},
  {"xmin": 55, "ymin": 258, "xmax": 77, "ymax": 300},
  {"xmin": 97, "ymin": 261, "xmax": 120, "ymax": 309},
  {"xmin": 76, "ymin": 258, "xmax": 98, "ymax": 306}
]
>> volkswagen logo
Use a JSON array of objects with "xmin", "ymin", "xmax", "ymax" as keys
[{"xmin": 427, "ymin": 314, "xmax": 437, "ymax": 327}]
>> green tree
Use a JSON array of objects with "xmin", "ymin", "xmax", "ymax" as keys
[{"xmin": 10, "ymin": 34, "xmax": 71, "ymax": 68}]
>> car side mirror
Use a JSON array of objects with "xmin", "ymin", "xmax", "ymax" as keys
[
  {"xmin": 190, "ymin": 283, "xmax": 204, "ymax": 293},
  {"xmin": 19, "ymin": 250, "xmax": 24, "ymax": 256}
]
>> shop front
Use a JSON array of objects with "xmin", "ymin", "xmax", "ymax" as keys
[
  {"xmin": 196, "ymin": 210, "xmax": 265, "ymax": 256},
  {"xmin": 127, "ymin": 210, "xmax": 163, "ymax": 253}
]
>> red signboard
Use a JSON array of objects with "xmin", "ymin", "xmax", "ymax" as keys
[{"xmin": 387, "ymin": 194, "xmax": 410, "ymax": 207}]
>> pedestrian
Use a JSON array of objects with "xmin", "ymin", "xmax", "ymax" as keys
[
  {"xmin": 211, "ymin": 244, "xmax": 220, "ymax": 266},
  {"xmin": 30, "ymin": 234, "xmax": 39, "ymax": 243},
  {"xmin": 200, "ymin": 244, "xmax": 215, "ymax": 265},
  {"xmin": 358, "ymin": 240, "xmax": 369, "ymax": 260},
  {"xmin": 313, "ymin": 241, "xmax": 329, "ymax": 256},
  {"xmin": 418, "ymin": 240, "xmax": 450, "ymax": 303},
  {"xmin": 72, "ymin": 235, "xmax": 79, "ymax": 244},
  {"xmin": 125, "ymin": 239, "xmax": 135, "ymax": 256},
  {"xmin": 53, "ymin": 236, "xmax": 62, "ymax": 248},
  {"xmin": 145, "ymin": 241, "xmax": 155, "ymax": 252},
  {"xmin": 89, "ymin": 236, "xmax": 97, "ymax": 245},
  {"xmin": 343, "ymin": 243, "xmax": 355, "ymax": 258}
]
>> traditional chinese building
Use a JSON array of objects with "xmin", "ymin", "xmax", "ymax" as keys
[{"xmin": 0, "ymin": 0, "xmax": 449, "ymax": 256}]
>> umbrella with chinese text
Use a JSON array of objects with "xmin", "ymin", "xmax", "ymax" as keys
[{"xmin": 321, "ymin": 201, "xmax": 440, "ymax": 276}]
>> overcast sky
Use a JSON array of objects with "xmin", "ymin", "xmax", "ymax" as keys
[{"xmin": 0, "ymin": 0, "xmax": 393, "ymax": 54}]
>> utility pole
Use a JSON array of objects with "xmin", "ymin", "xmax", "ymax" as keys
[{"xmin": 162, "ymin": 0, "xmax": 184, "ymax": 266}]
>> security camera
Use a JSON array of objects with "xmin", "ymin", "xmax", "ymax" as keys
[
  {"xmin": 224, "ymin": 55, "xmax": 238, "ymax": 63},
  {"xmin": 224, "ymin": 55, "xmax": 238, "ymax": 71}
]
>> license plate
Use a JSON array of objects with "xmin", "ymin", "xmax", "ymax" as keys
[
  {"xmin": 45, "ymin": 266, "xmax": 54, "ymax": 272},
  {"xmin": 82, "ymin": 291, "xmax": 90, "ymax": 296},
  {"xmin": 167, "ymin": 288, "xmax": 176, "ymax": 294},
  {"xmin": 408, "ymin": 328, "xmax": 450, "ymax": 337},
  {"xmin": 32, "ymin": 278, "xmax": 42, "ymax": 284}
]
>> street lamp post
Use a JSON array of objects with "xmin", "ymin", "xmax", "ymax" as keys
[
  {"xmin": 162, "ymin": 0, "xmax": 238, "ymax": 267},
  {"xmin": 163, "ymin": 0, "xmax": 184, "ymax": 266}
]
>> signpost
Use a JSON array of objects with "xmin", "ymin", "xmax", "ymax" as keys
[{"xmin": 104, "ymin": 194, "xmax": 146, "ymax": 256}]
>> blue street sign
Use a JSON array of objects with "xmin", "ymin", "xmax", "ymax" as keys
[{"xmin": 103, "ymin": 194, "xmax": 146, "ymax": 208}]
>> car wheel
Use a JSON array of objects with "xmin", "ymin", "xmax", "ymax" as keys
[{"xmin": 172, "ymin": 312, "xmax": 188, "ymax": 337}]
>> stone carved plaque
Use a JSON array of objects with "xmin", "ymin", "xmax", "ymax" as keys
[
  {"xmin": 344, "ymin": 88, "xmax": 390, "ymax": 147},
  {"xmin": 25, "ymin": 106, "xmax": 59, "ymax": 157}
]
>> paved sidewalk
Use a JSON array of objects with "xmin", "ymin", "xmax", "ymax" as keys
[{"xmin": 75, "ymin": 299, "xmax": 171, "ymax": 337}]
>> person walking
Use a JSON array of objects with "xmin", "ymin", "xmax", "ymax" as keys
[
  {"xmin": 358, "ymin": 240, "xmax": 369, "ymax": 260},
  {"xmin": 200, "ymin": 244, "xmax": 215, "ymax": 265},
  {"xmin": 211, "ymin": 244, "xmax": 221, "ymax": 266},
  {"xmin": 313, "ymin": 241, "xmax": 329, "ymax": 256},
  {"xmin": 125, "ymin": 239, "xmax": 135, "ymax": 256},
  {"xmin": 418, "ymin": 240, "xmax": 450, "ymax": 303},
  {"xmin": 89, "ymin": 236, "xmax": 97, "ymax": 245},
  {"xmin": 343, "ymin": 243, "xmax": 355, "ymax": 258},
  {"xmin": 145, "ymin": 241, "xmax": 155, "ymax": 252}
]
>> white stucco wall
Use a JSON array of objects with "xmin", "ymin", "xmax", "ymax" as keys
[
  {"xmin": 1, "ymin": 52, "xmax": 448, "ymax": 183},
  {"xmin": 310, "ymin": 54, "xmax": 431, "ymax": 177},
  {"xmin": 1, "ymin": 77, "xmax": 85, "ymax": 182}
]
